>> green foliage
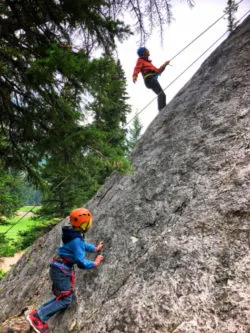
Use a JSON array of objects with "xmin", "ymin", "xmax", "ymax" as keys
[
  {"xmin": 0, "ymin": 216, "xmax": 8, "ymax": 225},
  {"xmin": 0, "ymin": 269, "xmax": 7, "ymax": 281},
  {"xmin": 0, "ymin": 213, "xmax": 58, "ymax": 256},
  {"xmin": 0, "ymin": 242, "xmax": 16, "ymax": 257},
  {"xmin": 0, "ymin": 164, "xmax": 23, "ymax": 216},
  {"xmin": 0, "ymin": 162, "xmax": 41, "ymax": 216},
  {"xmin": 13, "ymin": 219, "xmax": 59, "ymax": 251},
  {"xmin": 0, "ymin": 213, "xmax": 42, "ymax": 240},
  {"xmin": 1, "ymin": 0, "xmax": 192, "ymax": 219},
  {"xmin": 40, "ymin": 148, "xmax": 130, "ymax": 217},
  {"xmin": 19, "ymin": 206, "xmax": 41, "ymax": 213},
  {"xmin": 20, "ymin": 183, "xmax": 42, "ymax": 206},
  {"xmin": 40, "ymin": 57, "xmax": 132, "ymax": 217},
  {"xmin": 127, "ymin": 114, "xmax": 143, "ymax": 153},
  {"xmin": 0, "ymin": 234, "xmax": 16, "ymax": 257},
  {"xmin": 1, "ymin": 0, "xmax": 193, "ymax": 175},
  {"xmin": 88, "ymin": 58, "xmax": 130, "ymax": 129},
  {"xmin": 224, "ymin": 0, "xmax": 238, "ymax": 32},
  {"xmin": 0, "ymin": 1, "xmax": 130, "ymax": 175}
]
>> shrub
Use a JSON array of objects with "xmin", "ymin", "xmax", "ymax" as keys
[
  {"xmin": 0, "ymin": 268, "xmax": 7, "ymax": 281},
  {"xmin": 13, "ymin": 219, "xmax": 59, "ymax": 251},
  {"xmin": 0, "ymin": 216, "xmax": 9, "ymax": 225},
  {"xmin": 0, "ymin": 234, "xmax": 16, "ymax": 256}
]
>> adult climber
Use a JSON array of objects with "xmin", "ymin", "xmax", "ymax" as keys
[
  {"xmin": 26, "ymin": 208, "xmax": 104, "ymax": 333},
  {"xmin": 133, "ymin": 47, "xmax": 170, "ymax": 111}
]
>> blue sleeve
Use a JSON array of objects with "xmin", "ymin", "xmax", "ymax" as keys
[
  {"xmin": 70, "ymin": 238, "xmax": 95, "ymax": 269},
  {"xmin": 84, "ymin": 241, "xmax": 96, "ymax": 253}
]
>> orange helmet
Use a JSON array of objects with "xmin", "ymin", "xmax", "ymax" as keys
[{"xmin": 70, "ymin": 208, "xmax": 92, "ymax": 230}]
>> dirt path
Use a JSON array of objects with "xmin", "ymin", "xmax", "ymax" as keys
[
  {"xmin": 0, "ymin": 210, "xmax": 36, "ymax": 272},
  {"xmin": 0, "ymin": 252, "xmax": 25, "ymax": 271},
  {"xmin": 15, "ymin": 211, "xmax": 34, "ymax": 217}
]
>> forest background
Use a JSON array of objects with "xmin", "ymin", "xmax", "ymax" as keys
[{"xmin": 0, "ymin": 0, "xmax": 241, "ymax": 264}]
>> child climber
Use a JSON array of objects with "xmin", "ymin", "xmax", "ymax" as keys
[
  {"xmin": 26, "ymin": 208, "xmax": 104, "ymax": 333},
  {"xmin": 133, "ymin": 47, "xmax": 170, "ymax": 111}
]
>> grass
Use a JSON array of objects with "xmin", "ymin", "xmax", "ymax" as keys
[
  {"xmin": 0, "ymin": 215, "xmax": 38, "ymax": 240},
  {"xmin": 0, "ymin": 207, "xmax": 59, "ymax": 257},
  {"xmin": 0, "ymin": 206, "xmax": 42, "ymax": 240},
  {"xmin": 18, "ymin": 205, "xmax": 41, "ymax": 212},
  {"xmin": 0, "ymin": 206, "xmax": 47, "ymax": 240}
]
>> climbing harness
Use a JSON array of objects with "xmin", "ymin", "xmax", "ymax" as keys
[{"xmin": 52, "ymin": 255, "xmax": 75, "ymax": 301}]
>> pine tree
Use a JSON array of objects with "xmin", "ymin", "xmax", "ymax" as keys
[
  {"xmin": 0, "ymin": 163, "xmax": 23, "ymax": 216},
  {"xmin": 1, "ymin": 0, "xmax": 193, "ymax": 176},
  {"xmin": 127, "ymin": 114, "xmax": 143, "ymax": 153},
  {"xmin": 40, "ymin": 57, "xmax": 132, "ymax": 217},
  {"xmin": 224, "ymin": 0, "xmax": 238, "ymax": 32},
  {"xmin": 1, "ymin": 0, "xmax": 196, "ymax": 216},
  {"xmin": 88, "ymin": 57, "xmax": 130, "ymax": 151},
  {"xmin": 0, "ymin": 0, "xmax": 130, "ymax": 174}
]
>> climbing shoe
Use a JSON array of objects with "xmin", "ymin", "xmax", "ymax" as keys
[{"xmin": 26, "ymin": 309, "xmax": 49, "ymax": 333}]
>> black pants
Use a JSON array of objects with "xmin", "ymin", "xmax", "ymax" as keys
[{"xmin": 144, "ymin": 77, "xmax": 166, "ymax": 111}]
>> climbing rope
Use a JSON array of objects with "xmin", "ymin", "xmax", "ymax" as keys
[
  {"xmin": 0, "ymin": 176, "xmax": 71, "ymax": 237},
  {"xmin": 126, "ymin": 30, "xmax": 229, "ymax": 125},
  {"xmin": 126, "ymin": 6, "xmax": 249, "ymax": 126},
  {"xmin": 1, "ymin": 206, "xmax": 38, "ymax": 237},
  {"xmin": 169, "ymin": 0, "xmax": 244, "ymax": 63}
]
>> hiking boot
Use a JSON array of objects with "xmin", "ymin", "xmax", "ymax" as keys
[{"xmin": 26, "ymin": 310, "xmax": 49, "ymax": 333}]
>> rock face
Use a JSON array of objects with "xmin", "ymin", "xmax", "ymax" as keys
[{"xmin": 1, "ymin": 16, "xmax": 250, "ymax": 333}]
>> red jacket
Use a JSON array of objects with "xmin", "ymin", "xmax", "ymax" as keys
[{"xmin": 133, "ymin": 57, "xmax": 165, "ymax": 80}]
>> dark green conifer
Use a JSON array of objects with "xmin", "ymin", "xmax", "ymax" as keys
[{"xmin": 224, "ymin": 0, "xmax": 238, "ymax": 32}]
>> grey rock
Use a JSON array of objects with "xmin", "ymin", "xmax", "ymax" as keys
[{"xmin": 0, "ymin": 15, "xmax": 250, "ymax": 333}]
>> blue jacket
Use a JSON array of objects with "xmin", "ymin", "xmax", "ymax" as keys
[{"xmin": 53, "ymin": 226, "xmax": 96, "ymax": 271}]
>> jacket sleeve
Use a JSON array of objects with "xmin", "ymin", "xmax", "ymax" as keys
[
  {"xmin": 149, "ymin": 62, "xmax": 163, "ymax": 73},
  {"xmin": 158, "ymin": 65, "xmax": 166, "ymax": 74},
  {"xmin": 84, "ymin": 241, "xmax": 96, "ymax": 253},
  {"xmin": 71, "ymin": 238, "xmax": 95, "ymax": 269},
  {"xmin": 133, "ymin": 58, "xmax": 143, "ymax": 78}
]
